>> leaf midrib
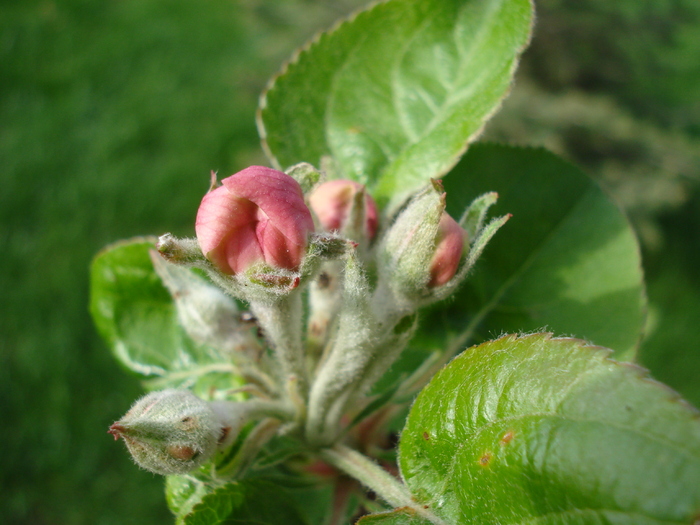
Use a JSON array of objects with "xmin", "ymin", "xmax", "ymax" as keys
[
  {"xmin": 321, "ymin": 0, "xmax": 510, "ymax": 180},
  {"xmin": 416, "ymin": 0, "xmax": 504, "ymax": 139}
]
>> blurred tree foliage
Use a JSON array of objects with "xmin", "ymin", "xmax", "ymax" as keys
[
  {"xmin": 486, "ymin": 0, "xmax": 700, "ymax": 246},
  {"xmin": 1, "ymin": 0, "xmax": 698, "ymax": 524},
  {"xmin": 527, "ymin": 0, "xmax": 700, "ymax": 129}
]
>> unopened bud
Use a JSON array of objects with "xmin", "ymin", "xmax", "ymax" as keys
[
  {"xmin": 428, "ymin": 212, "xmax": 465, "ymax": 287},
  {"xmin": 195, "ymin": 166, "xmax": 315, "ymax": 275},
  {"xmin": 378, "ymin": 181, "xmax": 466, "ymax": 299},
  {"xmin": 309, "ymin": 180, "xmax": 378, "ymax": 242},
  {"xmin": 150, "ymin": 250, "xmax": 259, "ymax": 355},
  {"xmin": 108, "ymin": 389, "xmax": 225, "ymax": 475}
]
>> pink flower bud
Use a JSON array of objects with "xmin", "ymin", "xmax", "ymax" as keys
[
  {"xmin": 428, "ymin": 212, "xmax": 465, "ymax": 287},
  {"xmin": 308, "ymin": 180, "xmax": 378, "ymax": 240},
  {"xmin": 195, "ymin": 166, "xmax": 315, "ymax": 274}
]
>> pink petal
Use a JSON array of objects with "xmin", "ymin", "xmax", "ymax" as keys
[{"xmin": 428, "ymin": 213, "xmax": 465, "ymax": 287}]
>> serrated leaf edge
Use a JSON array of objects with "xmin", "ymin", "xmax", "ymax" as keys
[{"xmin": 257, "ymin": 0, "xmax": 535, "ymax": 195}]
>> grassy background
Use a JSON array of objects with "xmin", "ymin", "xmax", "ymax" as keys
[{"xmin": 1, "ymin": 0, "xmax": 698, "ymax": 523}]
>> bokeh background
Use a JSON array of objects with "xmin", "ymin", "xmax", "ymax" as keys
[{"xmin": 2, "ymin": 0, "xmax": 698, "ymax": 523}]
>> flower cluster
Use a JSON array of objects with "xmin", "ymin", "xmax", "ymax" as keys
[
  {"xmin": 112, "ymin": 164, "xmax": 506, "ymax": 474},
  {"xmin": 191, "ymin": 166, "xmax": 467, "ymax": 293}
]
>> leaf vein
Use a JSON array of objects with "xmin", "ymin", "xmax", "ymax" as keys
[
  {"xmin": 391, "ymin": 9, "xmax": 441, "ymax": 143},
  {"xmin": 457, "ymin": 412, "xmax": 700, "ymax": 462}
]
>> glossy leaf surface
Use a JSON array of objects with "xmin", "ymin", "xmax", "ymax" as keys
[
  {"xmin": 399, "ymin": 333, "xmax": 700, "ymax": 524},
  {"xmin": 259, "ymin": 0, "xmax": 533, "ymax": 210}
]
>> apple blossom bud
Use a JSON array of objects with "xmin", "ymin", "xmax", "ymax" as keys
[
  {"xmin": 308, "ymin": 180, "xmax": 378, "ymax": 241},
  {"xmin": 428, "ymin": 212, "xmax": 465, "ymax": 287},
  {"xmin": 195, "ymin": 166, "xmax": 315, "ymax": 275},
  {"xmin": 108, "ymin": 389, "xmax": 224, "ymax": 475},
  {"xmin": 378, "ymin": 181, "xmax": 467, "ymax": 303}
]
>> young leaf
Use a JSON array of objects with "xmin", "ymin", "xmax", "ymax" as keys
[
  {"xmin": 176, "ymin": 479, "xmax": 332, "ymax": 525},
  {"xmin": 417, "ymin": 144, "xmax": 646, "ymax": 362},
  {"xmin": 89, "ymin": 238, "xmax": 243, "ymax": 393},
  {"xmin": 166, "ymin": 475, "xmax": 209, "ymax": 522},
  {"xmin": 258, "ymin": 0, "xmax": 534, "ymax": 210},
  {"xmin": 358, "ymin": 508, "xmax": 431, "ymax": 524},
  {"xmin": 399, "ymin": 333, "xmax": 700, "ymax": 524}
]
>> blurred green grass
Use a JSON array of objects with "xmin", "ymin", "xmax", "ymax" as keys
[
  {"xmin": 1, "ymin": 0, "xmax": 698, "ymax": 523},
  {"xmin": 0, "ymin": 1, "xmax": 364, "ymax": 523}
]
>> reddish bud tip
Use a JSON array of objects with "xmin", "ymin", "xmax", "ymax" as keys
[
  {"xmin": 428, "ymin": 213, "xmax": 466, "ymax": 287},
  {"xmin": 309, "ymin": 179, "xmax": 378, "ymax": 240},
  {"xmin": 108, "ymin": 423, "xmax": 126, "ymax": 441}
]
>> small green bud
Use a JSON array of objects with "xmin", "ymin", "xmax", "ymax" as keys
[
  {"xmin": 108, "ymin": 389, "xmax": 224, "ymax": 475},
  {"xmin": 156, "ymin": 233, "xmax": 206, "ymax": 266}
]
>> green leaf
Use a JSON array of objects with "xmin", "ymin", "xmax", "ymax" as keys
[
  {"xmin": 89, "ymin": 238, "xmax": 241, "ymax": 393},
  {"xmin": 178, "ymin": 479, "xmax": 332, "ymax": 525},
  {"xmin": 258, "ymin": 0, "xmax": 534, "ymax": 210},
  {"xmin": 357, "ymin": 508, "xmax": 431, "ymax": 524},
  {"xmin": 418, "ymin": 144, "xmax": 646, "ymax": 361},
  {"xmin": 639, "ymin": 234, "xmax": 700, "ymax": 408},
  {"xmin": 166, "ymin": 475, "xmax": 210, "ymax": 522},
  {"xmin": 399, "ymin": 333, "xmax": 700, "ymax": 524}
]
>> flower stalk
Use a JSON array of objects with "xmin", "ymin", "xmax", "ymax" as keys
[
  {"xmin": 247, "ymin": 290, "xmax": 308, "ymax": 405},
  {"xmin": 320, "ymin": 444, "xmax": 446, "ymax": 525}
]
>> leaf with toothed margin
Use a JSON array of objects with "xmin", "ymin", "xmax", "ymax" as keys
[
  {"xmin": 258, "ymin": 0, "xmax": 534, "ymax": 212},
  {"xmin": 375, "ymin": 144, "xmax": 645, "ymax": 400},
  {"xmin": 395, "ymin": 333, "xmax": 700, "ymax": 524},
  {"xmin": 167, "ymin": 477, "xmax": 334, "ymax": 525},
  {"xmin": 166, "ymin": 475, "xmax": 209, "ymax": 523},
  {"xmin": 89, "ymin": 238, "xmax": 245, "ymax": 396}
]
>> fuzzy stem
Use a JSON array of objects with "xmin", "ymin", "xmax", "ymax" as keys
[
  {"xmin": 306, "ymin": 261, "xmax": 343, "ymax": 362},
  {"xmin": 320, "ymin": 445, "xmax": 446, "ymax": 525},
  {"xmin": 215, "ymin": 418, "xmax": 283, "ymax": 479},
  {"xmin": 307, "ymin": 255, "xmax": 420, "ymax": 446},
  {"xmin": 306, "ymin": 255, "xmax": 373, "ymax": 445},
  {"xmin": 212, "ymin": 398, "xmax": 296, "ymax": 423},
  {"xmin": 248, "ymin": 292, "xmax": 308, "ymax": 402}
]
